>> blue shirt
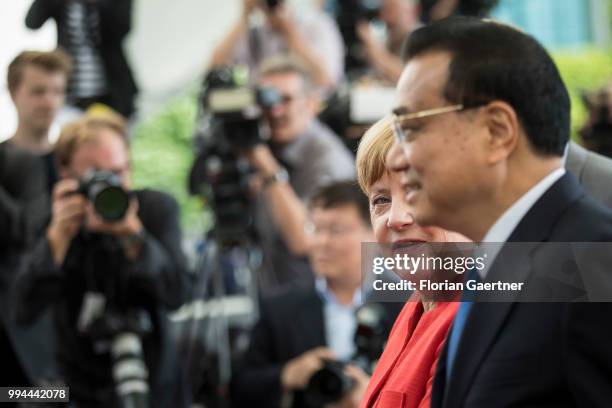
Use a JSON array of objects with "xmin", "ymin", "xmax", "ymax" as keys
[{"xmin": 315, "ymin": 278, "xmax": 362, "ymax": 361}]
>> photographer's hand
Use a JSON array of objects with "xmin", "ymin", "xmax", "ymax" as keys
[
  {"xmin": 356, "ymin": 21, "xmax": 403, "ymax": 84},
  {"xmin": 324, "ymin": 365, "xmax": 370, "ymax": 408},
  {"xmin": 86, "ymin": 197, "xmax": 144, "ymax": 259},
  {"xmin": 281, "ymin": 347, "xmax": 336, "ymax": 390},
  {"xmin": 47, "ymin": 179, "xmax": 86, "ymax": 266}
]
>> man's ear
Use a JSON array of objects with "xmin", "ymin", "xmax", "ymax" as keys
[{"xmin": 482, "ymin": 101, "xmax": 520, "ymax": 164}]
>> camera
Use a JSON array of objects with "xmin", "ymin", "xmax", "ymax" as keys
[
  {"xmin": 77, "ymin": 169, "xmax": 131, "ymax": 222},
  {"xmin": 189, "ymin": 66, "xmax": 282, "ymax": 244},
  {"xmin": 81, "ymin": 307, "xmax": 153, "ymax": 408},
  {"xmin": 304, "ymin": 303, "xmax": 391, "ymax": 406}
]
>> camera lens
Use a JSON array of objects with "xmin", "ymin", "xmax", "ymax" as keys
[
  {"xmin": 93, "ymin": 185, "xmax": 130, "ymax": 222},
  {"xmin": 305, "ymin": 361, "xmax": 354, "ymax": 406}
]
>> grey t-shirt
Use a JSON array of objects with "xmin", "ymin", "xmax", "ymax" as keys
[
  {"xmin": 231, "ymin": 9, "xmax": 345, "ymax": 88},
  {"xmin": 255, "ymin": 120, "xmax": 355, "ymax": 291}
]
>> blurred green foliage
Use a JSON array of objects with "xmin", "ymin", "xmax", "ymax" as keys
[
  {"xmin": 552, "ymin": 48, "xmax": 612, "ymax": 141},
  {"xmin": 130, "ymin": 48, "xmax": 612, "ymax": 231},
  {"xmin": 130, "ymin": 88, "xmax": 208, "ymax": 232}
]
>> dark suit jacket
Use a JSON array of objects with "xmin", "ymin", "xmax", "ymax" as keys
[
  {"xmin": 26, "ymin": 0, "xmax": 138, "ymax": 117},
  {"xmin": 431, "ymin": 173, "xmax": 612, "ymax": 408},
  {"xmin": 231, "ymin": 284, "xmax": 403, "ymax": 408},
  {"xmin": 12, "ymin": 189, "xmax": 189, "ymax": 407},
  {"xmin": 0, "ymin": 143, "xmax": 50, "ymax": 250},
  {"xmin": 0, "ymin": 143, "xmax": 55, "ymax": 385}
]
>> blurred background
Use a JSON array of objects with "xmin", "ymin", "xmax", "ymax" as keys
[{"xmin": 1, "ymin": 0, "xmax": 611, "ymax": 233}]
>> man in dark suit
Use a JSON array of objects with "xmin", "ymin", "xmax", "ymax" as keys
[
  {"xmin": 26, "ymin": 0, "xmax": 138, "ymax": 118},
  {"xmin": 388, "ymin": 17, "xmax": 612, "ymax": 407},
  {"xmin": 231, "ymin": 181, "xmax": 402, "ymax": 408},
  {"xmin": 12, "ymin": 111, "xmax": 190, "ymax": 407}
]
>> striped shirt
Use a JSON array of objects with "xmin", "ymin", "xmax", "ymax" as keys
[{"xmin": 64, "ymin": 0, "xmax": 107, "ymax": 99}]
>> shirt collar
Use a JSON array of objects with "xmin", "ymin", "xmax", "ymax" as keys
[
  {"xmin": 478, "ymin": 167, "xmax": 566, "ymax": 278},
  {"xmin": 482, "ymin": 167, "xmax": 566, "ymax": 244},
  {"xmin": 315, "ymin": 277, "xmax": 362, "ymax": 308}
]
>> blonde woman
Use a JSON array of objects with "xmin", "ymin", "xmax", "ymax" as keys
[{"xmin": 356, "ymin": 115, "xmax": 467, "ymax": 408}]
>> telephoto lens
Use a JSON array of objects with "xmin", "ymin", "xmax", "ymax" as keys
[
  {"xmin": 78, "ymin": 169, "xmax": 130, "ymax": 222},
  {"xmin": 111, "ymin": 333, "xmax": 150, "ymax": 408}
]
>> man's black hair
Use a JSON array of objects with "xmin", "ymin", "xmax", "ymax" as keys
[
  {"xmin": 310, "ymin": 181, "xmax": 370, "ymax": 225},
  {"xmin": 403, "ymin": 16, "xmax": 570, "ymax": 156}
]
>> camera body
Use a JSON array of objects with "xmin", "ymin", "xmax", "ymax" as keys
[
  {"xmin": 304, "ymin": 303, "xmax": 391, "ymax": 406},
  {"xmin": 77, "ymin": 169, "xmax": 130, "ymax": 222}
]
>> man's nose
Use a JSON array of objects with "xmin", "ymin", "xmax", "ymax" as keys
[{"xmin": 387, "ymin": 141, "xmax": 410, "ymax": 173}]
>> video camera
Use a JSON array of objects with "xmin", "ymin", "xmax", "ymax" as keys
[
  {"xmin": 189, "ymin": 66, "xmax": 282, "ymax": 244},
  {"xmin": 304, "ymin": 303, "xmax": 391, "ymax": 406}
]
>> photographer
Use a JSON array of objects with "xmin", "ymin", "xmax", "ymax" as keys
[
  {"xmin": 231, "ymin": 181, "xmax": 402, "ymax": 408},
  {"xmin": 12, "ymin": 112, "xmax": 190, "ymax": 407},
  {"xmin": 356, "ymin": 0, "xmax": 421, "ymax": 83},
  {"xmin": 209, "ymin": 0, "xmax": 344, "ymax": 92},
  {"xmin": 247, "ymin": 57, "xmax": 355, "ymax": 289}
]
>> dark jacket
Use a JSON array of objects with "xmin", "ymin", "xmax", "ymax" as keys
[
  {"xmin": 26, "ymin": 0, "xmax": 138, "ymax": 117},
  {"xmin": 13, "ymin": 189, "xmax": 189, "ymax": 407},
  {"xmin": 431, "ymin": 173, "xmax": 612, "ymax": 408},
  {"xmin": 0, "ymin": 143, "xmax": 55, "ymax": 386},
  {"xmin": 231, "ymin": 283, "xmax": 403, "ymax": 408}
]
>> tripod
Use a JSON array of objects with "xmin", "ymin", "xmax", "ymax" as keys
[{"xmin": 181, "ymin": 227, "xmax": 262, "ymax": 407}]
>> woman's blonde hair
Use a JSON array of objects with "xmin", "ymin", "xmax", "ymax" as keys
[{"xmin": 355, "ymin": 115, "xmax": 396, "ymax": 195}]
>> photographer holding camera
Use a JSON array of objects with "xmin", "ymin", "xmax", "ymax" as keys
[
  {"xmin": 245, "ymin": 57, "xmax": 355, "ymax": 289},
  {"xmin": 209, "ymin": 0, "xmax": 344, "ymax": 92},
  {"xmin": 355, "ymin": 0, "xmax": 421, "ymax": 83},
  {"xmin": 12, "ymin": 112, "xmax": 190, "ymax": 407},
  {"xmin": 231, "ymin": 181, "xmax": 402, "ymax": 408}
]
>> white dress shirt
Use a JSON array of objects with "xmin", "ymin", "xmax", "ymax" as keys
[{"xmin": 478, "ymin": 167, "xmax": 566, "ymax": 279}]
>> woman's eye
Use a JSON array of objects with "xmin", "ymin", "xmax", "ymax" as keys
[{"xmin": 371, "ymin": 196, "xmax": 391, "ymax": 207}]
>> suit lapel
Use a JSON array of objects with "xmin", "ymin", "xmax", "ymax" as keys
[
  {"xmin": 295, "ymin": 290, "xmax": 327, "ymax": 351},
  {"xmin": 441, "ymin": 173, "xmax": 585, "ymax": 407}
]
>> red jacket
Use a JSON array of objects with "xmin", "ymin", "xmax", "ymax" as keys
[{"xmin": 361, "ymin": 299, "xmax": 459, "ymax": 408}]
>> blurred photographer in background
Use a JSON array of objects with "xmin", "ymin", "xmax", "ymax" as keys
[
  {"xmin": 247, "ymin": 57, "xmax": 355, "ymax": 289},
  {"xmin": 231, "ymin": 181, "xmax": 402, "ymax": 408},
  {"xmin": 356, "ymin": 0, "xmax": 421, "ymax": 84},
  {"xmin": 208, "ymin": 0, "xmax": 345, "ymax": 92},
  {"xmin": 580, "ymin": 82, "xmax": 612, "ymax": 160},
  {"xmin": 12, "ymin": 112, "xmax": 190, "ymax": 407},
  {"xmin": 0, "ymin": 49, "xmax": 71, "ymax": 390}
]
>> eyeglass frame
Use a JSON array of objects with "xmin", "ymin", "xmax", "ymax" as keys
[{"xmin": 392, "ymin": 103, "xmax": 487, "ymax": 144}]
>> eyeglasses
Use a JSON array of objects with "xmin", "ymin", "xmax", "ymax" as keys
[
  {"xmin": 392, "ymin": 104, "xmax": 484, "ymax": 144},
  {"xmin": 304, "ymin": 222, "xmax": 359, "ymax": 238}
]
